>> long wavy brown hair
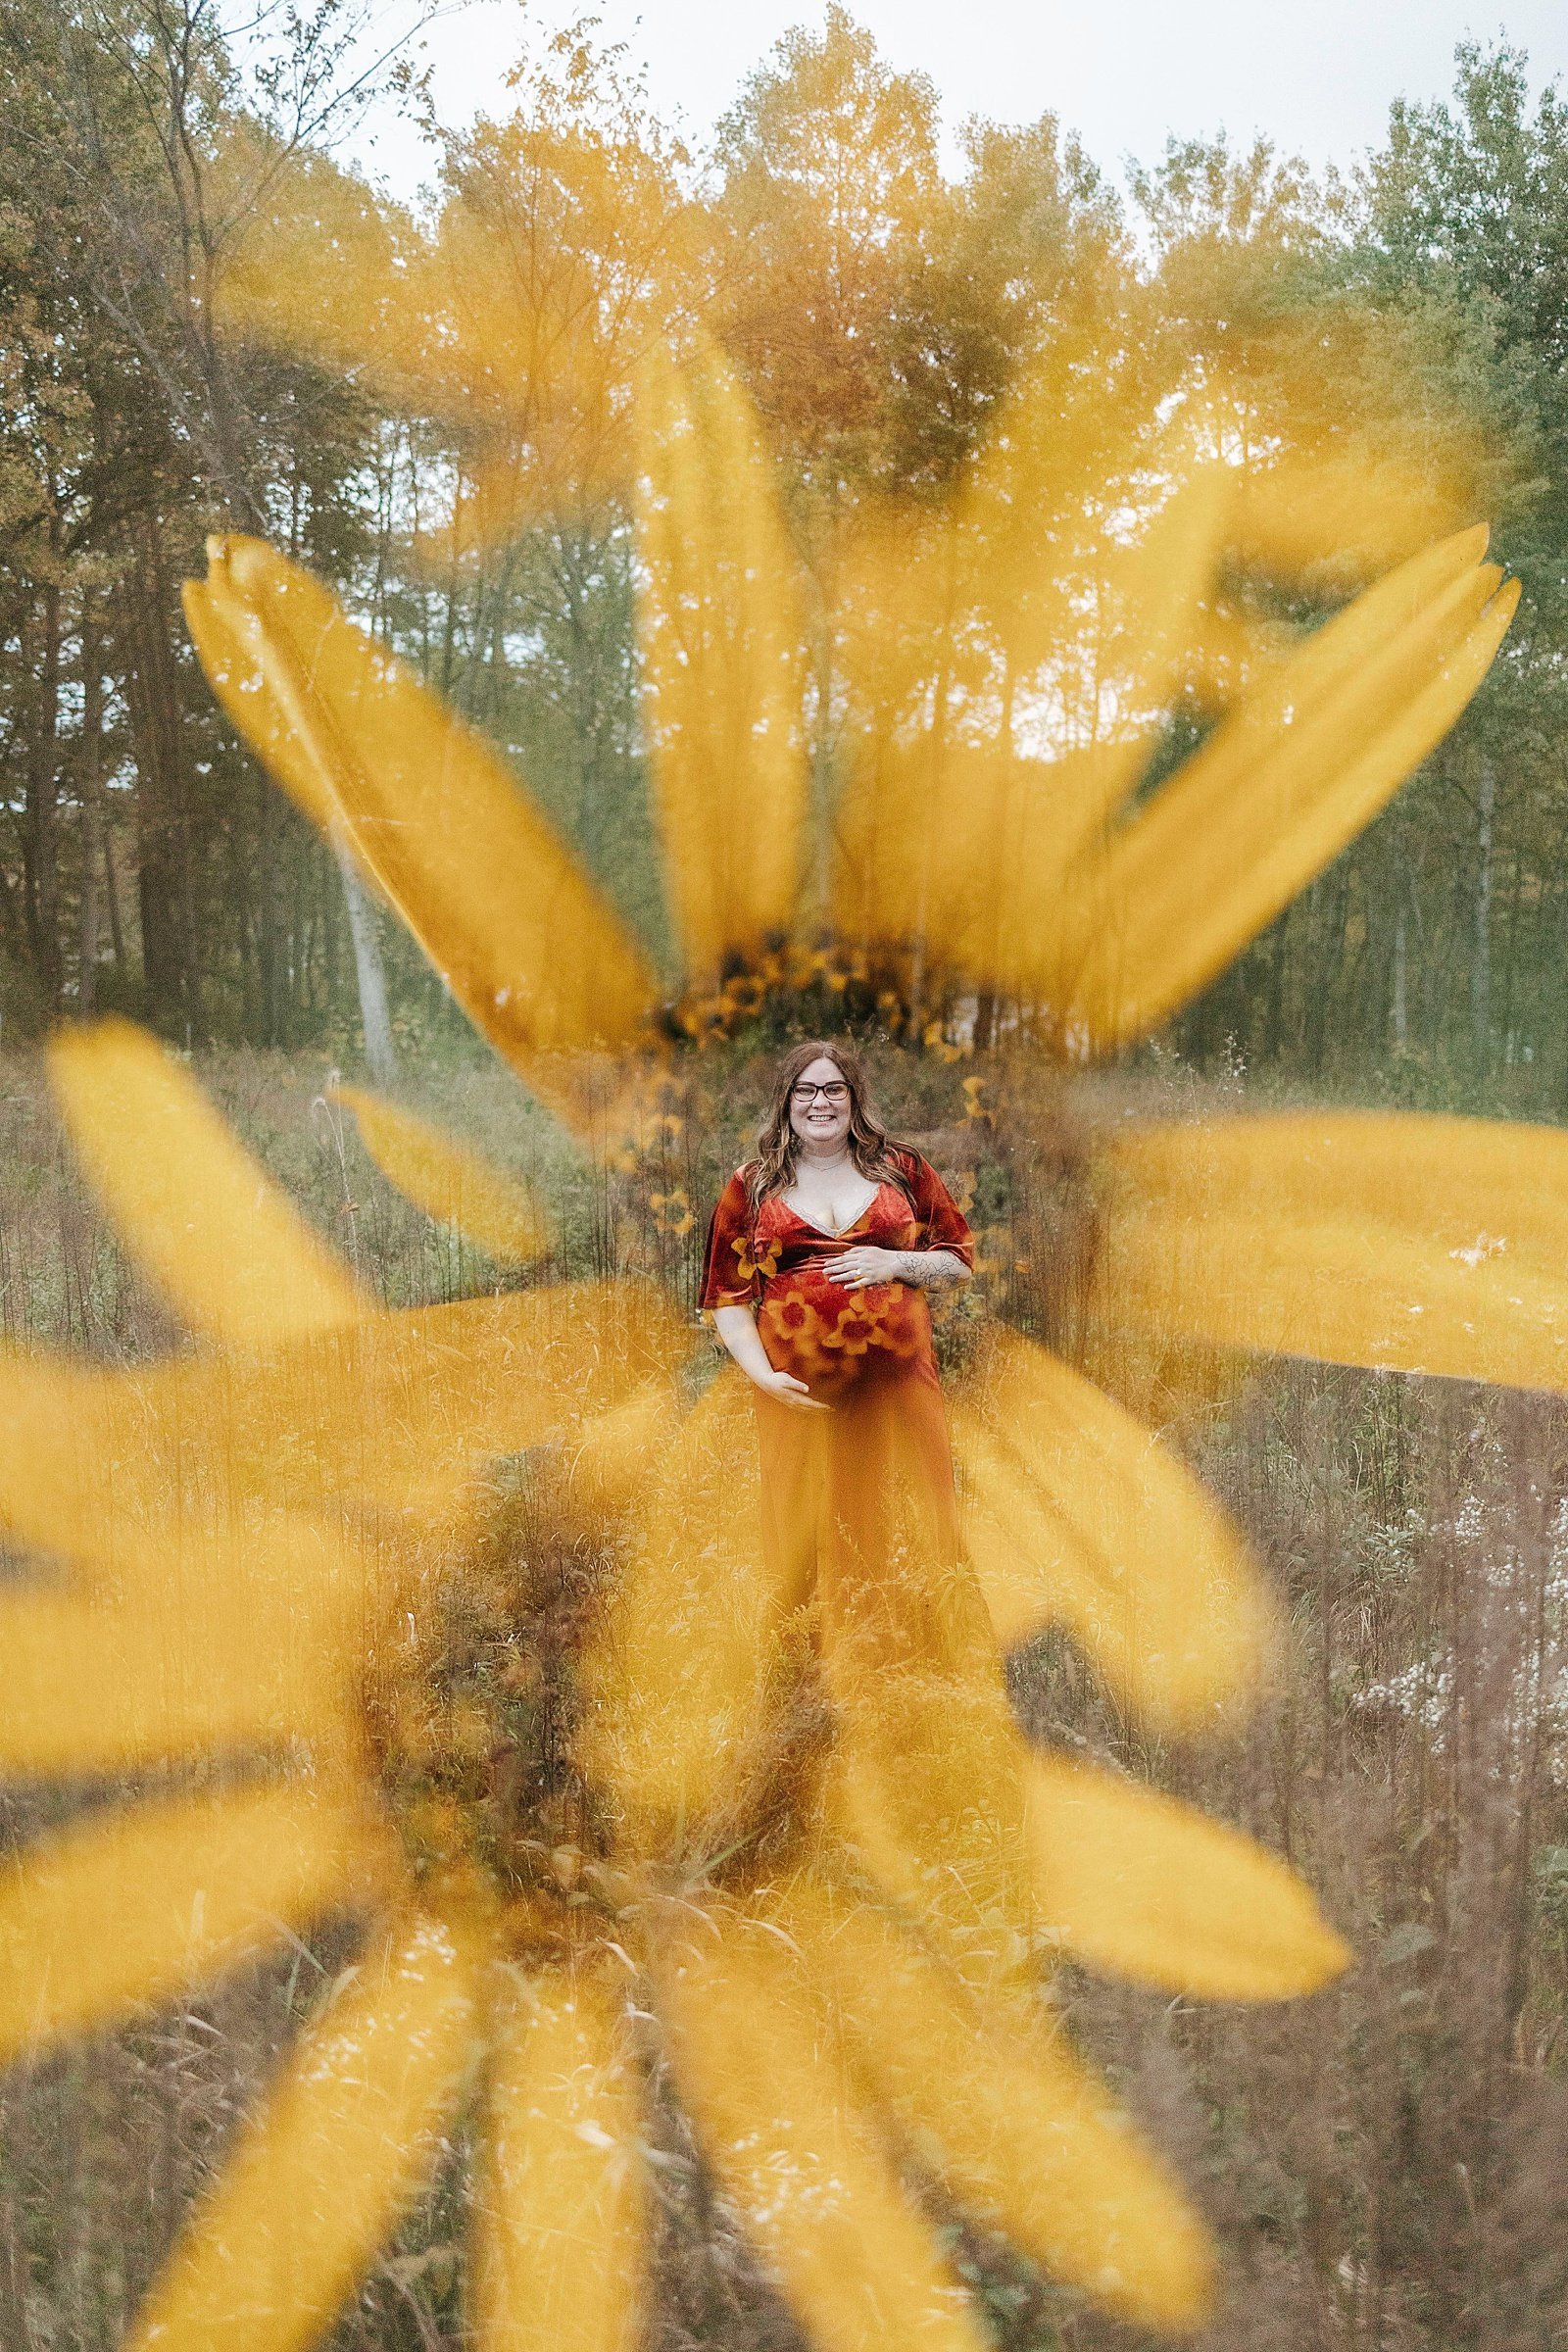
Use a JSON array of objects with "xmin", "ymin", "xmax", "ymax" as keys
[{"xmin": 747, "ymin": 1040, "xmax": 911, "ymax": 1209}]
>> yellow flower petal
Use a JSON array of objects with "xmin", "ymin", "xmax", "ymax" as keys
[
  {"xmin": 49, "ymin": 1018, "xmax": 363, "ymax": 1347},
  {"xmin": 831, "ymin": 732, "xmax": 1102, "ymax": 994},
  {"xmin": 0, "ymin": 1519, "xmax": 368, "ymax": 1770},
  {"xmin": 1064, "ymin": 529, "xmax": 1516, "ymax": 1047},
  {"xmin": 473, "ymin": 1969, "xmax": 645, "ymax": 2352},
  {"xmin": 0, "ymin": 1348, "xmax": 130, "ymax": 1573},
  {"xmin": 183, "ymin": 537, "xmax": 656, "ymax": 1076},
  {"xmin": 655, "ymin": 1912, "xmax": 989, "ymax": 2352},
  {"xmin": 0, "ymin": 1786, "xmax": 390, "ymax": 2066},
  {"xmin": 953, "ymin": 1332, "xmax": 1271, "ymax": 1727},
  {"xmin": 1102, "ymin": 1109, "xmax": 1568, "ymax": 1391},
  {"xmin": 830, "ymin": 1694, "xmax": 1346, "ymax": 2008},
  {"xmin": 125, "ymin": 1908, "xmax": 483, "ymax": 2352},
  {"xmin": 1232, "ymin": 444, "xmax": 1474, "ymax": 578},
  {"xmin": 563, "ymin": 1381, "xmax": 680, "ymax": 1521},
  {"xmin": 803, "ymin": 1389, "xmax": 1036, "ymax": 1985},
  {"xmin": 832, "ymin": 469, "xmax": 1234, "ymax": 989},
  {"xmin": 777, "ymin": 1875, "xmax": 1215, "ymax": 2331},
  {"xmin": 634, "ymin": 340, "xmax": 807, "ymax": 984},
  {"xmin": 0, "ymin": 1284, "xmax": 689, "ymax": 1576},
  {"xmin": 1026, "ymin": 1754, "xmax": 1350, "ymax": 1999},
  {"xmin": 332, "ymin": 1082, "xmax": 545, "ymax": 1265},
  {"xmin": 823, "ymin": 1676, "xmax": 1034, "ymax": 1992},
  {"xmin": 577, "ymin": 1370, "xmax": 812, "ymax": 1852}
]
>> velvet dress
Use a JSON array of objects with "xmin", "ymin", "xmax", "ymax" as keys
[{"xmin": 700, "ymin": 1150, "xmax": 975, "ymax": 1616}]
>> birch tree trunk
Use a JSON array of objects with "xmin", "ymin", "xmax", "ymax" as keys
[{"xmin": 335, "ymin": 846, "xmax": 397, "ymax": 1085}]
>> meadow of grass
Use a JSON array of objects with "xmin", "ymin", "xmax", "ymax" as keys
[{"xmin": 4, "ymin": 1033, "xmax": 1568, "ymax": 2351}]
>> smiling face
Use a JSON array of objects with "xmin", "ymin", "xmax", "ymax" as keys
[{"xmin": 788, "ymin": 1055, "xmax": 854, "ymax": 1156}]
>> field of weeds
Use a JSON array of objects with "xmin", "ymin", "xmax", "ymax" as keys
[{"xmin": 4, "ymin": 1039, "xmax": 1568, "ymax": 2351}]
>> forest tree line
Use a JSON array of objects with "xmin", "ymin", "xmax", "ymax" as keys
[{"xmin": 3, "ymin": 3, "xmax": 1568, "ymax": 1098}]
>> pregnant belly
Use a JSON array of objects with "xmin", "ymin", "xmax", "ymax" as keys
[{"xmin": 758, "ymin": 1271, "xmax": 931, "ymax": 1396}]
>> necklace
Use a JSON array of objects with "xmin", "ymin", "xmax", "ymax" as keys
[{"xmin": 786, "ymin": 1151, "xmax": 876, "ymax": 1238}]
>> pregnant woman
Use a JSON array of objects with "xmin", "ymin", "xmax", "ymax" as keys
[
  {"xmin": 700, "ymin": 1039, "xmax": 975, "ymax": 1624},
  {"xmin": 702, "ymin": 1042, "xmax": 1030, "ymax": 1964}
]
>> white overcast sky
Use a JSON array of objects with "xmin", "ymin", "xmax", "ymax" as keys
[{"xmin": 338, "ymin": 0, "xmax": 1568, "ymax": 198}]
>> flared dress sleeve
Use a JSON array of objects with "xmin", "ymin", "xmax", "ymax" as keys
[
  {"xmin": 700, "ymin": 1169, "xmax": 760, "ymax": 1310},
  {"xmin": 901, "ymin": 1151, "xmax": 976, "ymax": 1270}
]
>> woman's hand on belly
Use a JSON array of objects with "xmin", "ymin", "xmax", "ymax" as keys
[
  {"xmin": 827, "ymin": 1244, "xmax": 907, "ymax": 1291},
  {"xmin": 754, "ymin": 1364, "xmax": 831, "ymax": 1412},
  {"xmin": 710, "ymin": 1303, "xmax": 831, "ymax": 1412}
]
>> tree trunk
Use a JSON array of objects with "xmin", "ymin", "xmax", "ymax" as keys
[
  {"xmin": 24, "ymin": 584, "xmax": 63, "ymax": 1006},
  {"xmin": 117, "ymin": 516, "xmax": 200, "ymax": 1028},
  {"xmin": 337, "ymin": 850, "xmax": 396, "ymax": 1082},
  {"xmin": 975, "ymin": 649, "xmax": 1017, "ymax": 1052},
  {"xmin": 907, "ymin": 517, "xmax": 959, "ymax": 1039},
  {"xmin": 974, "ymin": 988, "xmax": 998, "ymax": 1053},
  {"xmin": 1496, "ymin": 848, "xmax": 1524, "ymax": 1061},
  {"xmin": 1305, "ymin": 872, "xmax": 1347, "ymax": 1077},
  {"xmin": 336, "ymin": 847, "xmax": 397, "ymax": 1084},
  {"xmin": 257, "ymin": 779, "xmax": 286, "ymax": 1046},
  {"xmin": 102, "ymin": 819, "xmax": 126, "ymax": 969},
  {"xmin": 76, "ymin": 604, "xmax": 106, "ymax": 1015},
  {"xmin": 1264, "ymin": 903, "xmax": 1290, "ymax": 1061},
  {"xmin": 1470, "ymin": 755, "xmax": 1495, "ymax": 1066}
]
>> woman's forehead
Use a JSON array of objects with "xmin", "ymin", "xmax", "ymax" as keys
[{"xmin": 797, "ymin": 1055, "xmax": 846, "ymax": 1085}]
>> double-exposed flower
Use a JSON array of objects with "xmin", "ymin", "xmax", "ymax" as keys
[{"xmin": 1, "ymin": 332, "xmax": 1551, "ymax": 2351}]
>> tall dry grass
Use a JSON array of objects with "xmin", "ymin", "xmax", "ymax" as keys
[{"xmin": 3, "ymin": 1039, "xmax": 1567, "ymax": 2350}]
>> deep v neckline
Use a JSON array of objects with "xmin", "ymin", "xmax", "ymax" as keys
[{"xmin": 782, "ymin": 1181, "xmax": 882, "ymax": 1240}]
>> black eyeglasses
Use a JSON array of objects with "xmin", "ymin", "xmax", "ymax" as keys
[{"xmin": 791, "ymin": 1081, "xmax": 850, "ymax": 1105}]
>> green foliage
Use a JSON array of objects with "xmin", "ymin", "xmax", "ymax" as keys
[{"xmin": 0, "ymin": 10, "xmax": 1562, "ymax": 1117}]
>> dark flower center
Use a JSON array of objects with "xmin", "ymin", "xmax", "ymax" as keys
[{"xmin": 363, "ymin": 1467, "xmax": 619, "ymax": 1949}]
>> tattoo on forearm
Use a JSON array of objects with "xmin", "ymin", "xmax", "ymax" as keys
[{"xmin": 898, "ymin": 1249, "xmax": 969, "ymax": 1289}]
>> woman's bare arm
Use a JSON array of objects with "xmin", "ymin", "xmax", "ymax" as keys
[
  {"xmin": 890, "ymin": 1247, "xmax": 971, "ymax": 1290},
  {"xmin": 711, "ymin": 1303, "xmax": 829, "ymax": 1412},
  {"xmin": 828, "ymin": 1244, "xmax": 972, "ymax": 1293}
]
